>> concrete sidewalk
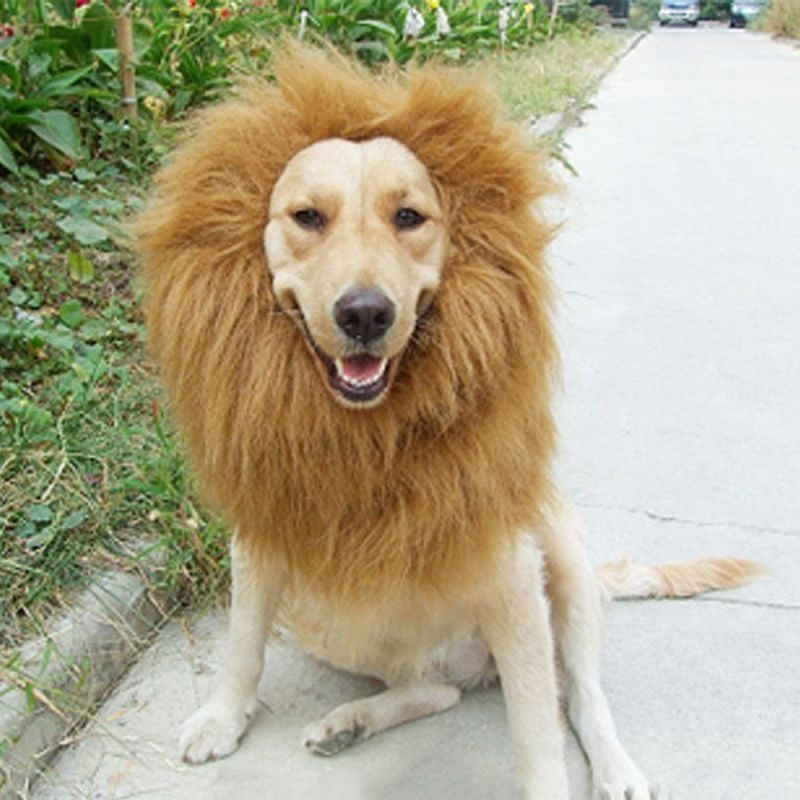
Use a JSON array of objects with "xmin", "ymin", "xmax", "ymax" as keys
[{"xmin": 31, "ymin": 27, "xmax": 800, "ymax": 800}]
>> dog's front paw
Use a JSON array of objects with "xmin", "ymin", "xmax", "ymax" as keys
[
  {"xmin": 302, "ymin": 710, "xmax": 369, "ymax": 757},
  {"xmin": 179, "ymin": 699, "xmax": 252, "ymax": 764},
  {"xmin": 593, "ymin": 759, "xmax": 663, "ymax": 800}
]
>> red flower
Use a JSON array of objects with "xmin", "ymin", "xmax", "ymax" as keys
[
  {"xmin": 219, "ymin": 7, "xmax": 231, "ymax": 19},
  {"xmin": 2, "ymin": 25, "xmax": 14, "ymax": 37},
  {"xmin": 76, "ymin": 0, "xmax": 90, "ymax": 7},
  {"xmin": 189, "ymin": 0, "xmax": 197, "ymax": 7}
]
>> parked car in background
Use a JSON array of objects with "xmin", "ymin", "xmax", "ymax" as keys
[
  {"xmin": 659, "ymin": 0, "xmax": 701, "ymax": 24},
  {"xmin": 730, "ymin": 0, "xmax": 767, "ymax": 26}
]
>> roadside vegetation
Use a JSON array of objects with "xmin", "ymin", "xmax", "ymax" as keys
[
  {"xmin": 755, "ymin": 0, "xmax": 800, "ymax": 38},
  {"xmin": 627, "ymin": 0, "xmax": 658, "ymax": 29},
  {"xmin": 1, "ymin": 1, "xmax": 634, "ymax": 652}
]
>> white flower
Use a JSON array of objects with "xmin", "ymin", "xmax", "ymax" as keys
[
  {"xmin": 499, "ymin": 5, "xmax": 511, "ymax": 32},
  {"xmin": 298, "ymin": 10, "xmax": 309, "ymax": 40},
  {"xmin": 436, "ymin": 6, "xmax": 451, "ymax": 36},
  {"xmin": 403, "ymin": 7, "xmax": 425, "ymax": 38}
]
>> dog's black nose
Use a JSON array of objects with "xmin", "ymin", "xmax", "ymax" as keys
[{"xmin": 334, "ymin": 288, "xmax": 396, "ymax": 344}]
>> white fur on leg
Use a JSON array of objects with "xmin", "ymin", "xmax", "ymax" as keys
[
  {"xmin": 179, "ymin": 537, "xmax": 286, "ymax": 764},
  {"xmin": 303, "ymin": 682, "xmax": 461, "ymax": 756},
  {"xmin": 538, "ymin": 498, "xmax": 660, "ymax": 800},
  {"xmin": 475, "ymin": 542, "xmax": 569, "ymax": 800}
]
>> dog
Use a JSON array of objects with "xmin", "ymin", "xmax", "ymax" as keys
[{"xmin": 134, "ymin": 45, "xmax": 762, "ymax": 799}]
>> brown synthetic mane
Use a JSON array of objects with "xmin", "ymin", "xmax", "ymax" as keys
[{"xmin": 133, "ymin": 44, "xmax": 559, "ymax": 608}]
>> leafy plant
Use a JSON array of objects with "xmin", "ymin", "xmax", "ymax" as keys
[
  {"xmin": 0, "ymin": 1, "xmax": 119, "ymax": 172},
  {"xmin": 0, "ymin": 161, "xmax": 231, "ymax": 647},
  {"xmin": 1, "ymin": 0, "xmax": 607, "ymax": 176}
]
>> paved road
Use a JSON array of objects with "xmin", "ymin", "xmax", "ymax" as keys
[
  {"xmin": 33, "ymin": 27, "xmax": 800, "ymax": 800},
  {"xmin": 553, "ymin": 24, "xmax": 800, "ymax": 799}
]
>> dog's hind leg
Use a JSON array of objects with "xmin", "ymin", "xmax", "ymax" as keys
[
  {"xmin": 539, "ymin": 498, "xmax": 658, "ymax": 800},
  {"xmin": 180, "ymin": 536, "xmax": 286, "ymax": 764},
  {"xmin": 303, "ymin": 682, "xmax": 461, "ymax": 756}
]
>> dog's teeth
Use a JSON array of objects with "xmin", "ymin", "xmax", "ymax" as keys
[{"xmin": 335, "ymin": 358, "xmax": 388, "ymax": 388}]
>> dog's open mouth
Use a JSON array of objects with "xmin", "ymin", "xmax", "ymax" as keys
[
  {"xmin": 300, "ymin": 326, "xmax": 401, "ymax": 406},
  {"xmin": 318, "ymin": 349, "xmax": 402, "ymax": 405},
  {"xmin": 329, "ymin": 353, "xmax": 392, "ymax": 403}
]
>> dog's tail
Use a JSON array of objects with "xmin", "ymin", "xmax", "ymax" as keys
[{"xmin": 595, "ymin": 556, "xmax": 765, "ymax": 601}]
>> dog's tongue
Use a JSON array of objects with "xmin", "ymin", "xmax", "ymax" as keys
[{"xmin": 340, "ymin": 354, "xmax": 384, "ymax": 382}]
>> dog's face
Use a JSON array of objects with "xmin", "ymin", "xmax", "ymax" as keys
[{"xmin": 264, "ymin": 137, "xmax": 447, "ymax": 408}]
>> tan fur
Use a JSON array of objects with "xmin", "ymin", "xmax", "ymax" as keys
[
  {"xmin": 135, "ymin": 45, "xmax": 763, "ymax": 799},
  {"xmin": 596, "ymin": 555, "xmax": 766, "ymax": 600},
  {"xmin": 133, "ymin": 44, "xmax": 557, "ymax": 609},
  {"xmin": 264, "ymin": 136, "xmax": 448, "ymax": 373}
]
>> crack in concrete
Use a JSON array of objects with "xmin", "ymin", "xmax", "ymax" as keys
[
  {"xmin": 695, "ymin": 596, "xmax": 800, "ymax": 612},
  {"xmin": 576, "ymin": 502, "xmax": 800, "ymax": 538}
]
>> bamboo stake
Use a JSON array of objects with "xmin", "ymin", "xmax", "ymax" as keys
[
  {"xmin": 547, "ymin": 0, "xmax": 561, "ymax": 40},
  {"xmin": 115, "ymin": 5, "xmax": 137, "ymax": 120}
]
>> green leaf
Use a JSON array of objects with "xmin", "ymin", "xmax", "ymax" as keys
[
  {"xmin": 27, "ymin": 53, "xmax": 52, "ymax": 82},
  {"xmin": 59, "ymin": 298, "xmax": 85, "ymax": 328},
  {"xmin": 40, "ymin": 66, "xmax": 95, "ymax": 97},
  {"xmin": 9, "ymin": 287, "xmax": 27, "ymax": 306},
  {"xmin": 26, "ymin": 527, "xmax": 56, "ymax": 549},
  {"xmin": 54, "ymin": 195, "xmax": 87, "ymax": 213},
  {"xmin": 27, "ymin": 110, "xmax": 83, "ymax": 161},
  {"xmin": 92, "ymin": 48, "xmax": 119, "ymax": 72},
  {"xmin": 135, "ymin": 77, "xmax": 169, "ymax": 100},
  {"xmin": 73, "ymin": 352, "xmax": 107, "ymax": 382},
  {"xmin": 73, "ymin": 167, "xmax": 96, "ymax": 181},
  {"xmin": 67, "ymin": 251, "xmax": 95, "ymax": 283},
  {"xmin": 173, "ymin": 88, "xmax": 194, "ymax": 114},
  {"xmin": 0, "ymin": 137, "xmax": 19, "ymax": 176},
  {"xmin": 61, "ymin": 509, "xmax": 88, "ymax": 531},
  {"xmin": 50, "ymin": 0, "xmax": 77, "ymax": 23},
  {"xmin": 133, "ymin": 28, "xmax": 153, "ymax": 62},
  {"xmin": 358, "ymin": 19, "xmax": 398, "ymax": 36},
  {"xmin": 57, "ymin": 215, "xmax": 109, "ymax": 245},
  {"xmin": 81, "ymin": 2, "xmax": 116, "ymax": 50},
  {"xmin": 14, "ymin": 521, "xmax": 37, "ymax": 539},
  {"xmin": 80, "ymin": 318, "xmax": 109, "ymax": 341},
  {"xmin": 18, "ymin": 401, "xmax": 53, "ymax": 432},
  {"xmin": 27, "ymin": 504, "xmax": 54, "ymax": 523}
]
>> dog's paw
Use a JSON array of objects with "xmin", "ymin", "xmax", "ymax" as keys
[
  {"xmin": 179, "ymin": 699, "xmax": 251, "ymax": 764},
  {"xmin": 593, "ymin": 761, "xmax": 664, "ymax": 800},
  {"xmin": 302, "ymin": 711, "xmax": 369, "ymax": 757}
]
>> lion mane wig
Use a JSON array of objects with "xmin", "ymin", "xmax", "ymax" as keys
[{"xmin": 134, "ymin": 45, "xmax": 558, "ymax": 609}]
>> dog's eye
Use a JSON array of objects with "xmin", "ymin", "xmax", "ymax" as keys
[
  {"xmin": 292, "ymin": 208, "xmax": 326, "ymax": 231},
  {"xmin": 394, "ymin": 207, "xmax": 427, "ymax": 231}
]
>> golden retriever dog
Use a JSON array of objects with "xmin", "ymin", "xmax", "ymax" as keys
[{"xmin": 134, "ymin": 46, "xmax": 761, "ymax": 799}]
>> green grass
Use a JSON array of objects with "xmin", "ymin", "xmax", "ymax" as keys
[
  {"xmin": 487, "ymin": 30, "xmax": 627, "ymax": 122},
  {"xmin": 0, "ymin": 166, "xmax": 228, "ymax": 651},
  {"xmin": 0, "ymin": 28, "xmax": 634, "ymax": 653}
]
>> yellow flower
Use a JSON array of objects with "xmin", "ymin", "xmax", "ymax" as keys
[
  {"xmin": 143, "ymin": 95, "xmax": 166, "ymax": 118},
  {"xmin": 427, "ymin": 0, "xmax": 440, "ymax": 9},
  {"xmin": 524, "ymin": 2, "xmax": 534, "ymax": 12}
]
